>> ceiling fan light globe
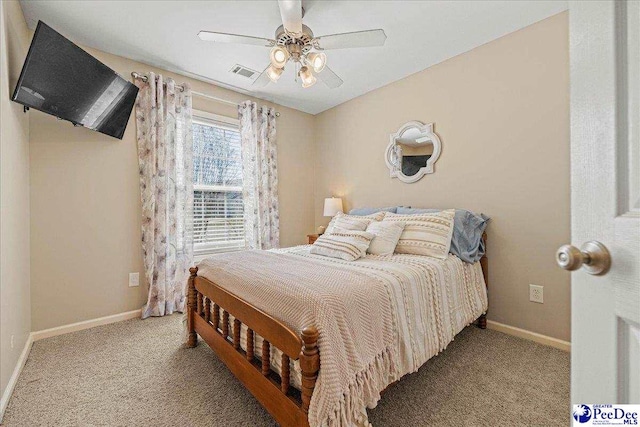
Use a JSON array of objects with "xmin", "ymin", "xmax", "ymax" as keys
[
  {"xmin": 302, "ymin": 75, "xmax": 317, "ymax": 88},
  {"xmin": 275, "ymin": 50, "xmax": 286, "ymax": 62},
  {"xmin": 307, "ymin": 52, "xmax": 326, "ymax": 73},
  {"xmin": 298, "ymin": 66, "xmax": 316, "ymax": 88},
  {"xmin": 266, "ymin": 65, "xmax": 283, "ymax": 82},
  {"xmin": 270, "ymin": 46, "xmax": 289, "ymax": 69}
]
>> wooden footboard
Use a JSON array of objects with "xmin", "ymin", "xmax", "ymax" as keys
[
  {"xmin": 187, "ymin": 232, "xmax": 489, "ymax": 426},
  {"xmin": 186, "ymin": 267, "xmax": 317, "ymax": 427}
]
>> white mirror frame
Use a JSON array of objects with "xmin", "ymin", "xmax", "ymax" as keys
[{"xmin": 385, "ymin": 121, "xmax": 442, "ymax": 183}]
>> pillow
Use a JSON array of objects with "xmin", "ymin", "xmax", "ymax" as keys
[
  {"xmin": 348, "ymin": 206, "xmax": 398, "ymax": 216},
  {"xmin": 384, "ymin": 209, "xmax": 455, "ymax": 259},
  {"xmin": 310, "ymin": 228, "xmax": 374, "ymax": 261},
  {"xmin": 396, "ymin": 207, "xmax": 490, "ymax": 263},
  {"xmin": 325, "ymin": 211, "xmax": 386, "ymax": 234},
  {"xmin": 332, "ymin": 215, "xmax": 371, "ymax": 232},
  {"xmin": 366, "ymin": 221, "xmax": 405, "ymax": 256}
]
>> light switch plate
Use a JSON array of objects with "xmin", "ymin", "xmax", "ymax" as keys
[{"xmin": 129, "ymin": 272, "xmax": 139, "ymax": 287}]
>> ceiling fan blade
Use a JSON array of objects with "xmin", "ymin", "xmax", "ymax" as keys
[
  {"xmin": 316, "ymin": 29, "xmax": 387, "ymax": 50},
  {"xmin": 252, "ymin": 65, "xmax": 272, "ymax": 88},
  {"xmin": 277, "ymin": 0, "xmax": 303, "ymax": 35},
  {"xmin": 197, "ymin": 31, "xmax": 274, "ymax": 47},
  {"xmin": 317, "ymin": 65, "xmax": 343, "ymax": 89}
]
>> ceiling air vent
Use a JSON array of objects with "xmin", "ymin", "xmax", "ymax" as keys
[{"xmin": 230, "ymin": 64, "xmax": 259, "ymax": 79}]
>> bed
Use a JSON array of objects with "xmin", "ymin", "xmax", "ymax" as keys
[{"xmin": 186, "ymin": 233, "xmax": 488, "ymax": 427}]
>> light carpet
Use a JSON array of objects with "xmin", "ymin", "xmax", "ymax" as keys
[{"xmin": 2, "ymin": 315, "xmax": 569, "ymax": 426}]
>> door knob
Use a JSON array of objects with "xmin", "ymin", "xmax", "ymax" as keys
[{"xmin": 556, "ymin": 241, "xmax": 611, "ymax": 275}]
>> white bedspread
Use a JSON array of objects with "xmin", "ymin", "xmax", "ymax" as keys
[
  {"xmin": 274, "ymin": 246, "xmax": 488, "ymax": 378},
  {"xmin": 197, "ymin": 245, "xmax": 487, "ymax": 426}
]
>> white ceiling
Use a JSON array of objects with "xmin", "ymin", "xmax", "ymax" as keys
[{"xmin": 19, "ymin": 1, "xmax": 567, "ymax": 115}]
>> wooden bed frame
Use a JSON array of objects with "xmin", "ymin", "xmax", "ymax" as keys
[{"xmin": 186, "ymin": 233, "xmax": 488, "ymax": 427}]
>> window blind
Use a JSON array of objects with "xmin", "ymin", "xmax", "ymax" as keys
[{"xmin": 192, "ymin": 117, "xmax": 245, "ymax": 256}]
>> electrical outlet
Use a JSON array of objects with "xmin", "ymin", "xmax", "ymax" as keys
[
  {"xmin": 529, "ymin": 284, "xmax": 544, "ymax": 304},
  {"xmin": 129, "ymin": 272, "xmax": 139, "ymax": 287},
  {"xmin": 10, "ymin": 335, "xmax": 14, "ymax": 349}
]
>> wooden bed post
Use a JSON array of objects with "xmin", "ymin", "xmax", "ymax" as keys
[
  {"xmin": 186, "ymin": 266, "xmax": 198, "ymax": 348},
  {"xmin": 478, "ymin": 232, "xmax": 488, "ymax": 329},
  {"xmin": 299, "ymin": 326, "xmax": 320, "ymax": 414},
  {"xmin": 478, "ymin": 313, "xmax": 487, "ymax": 329}
]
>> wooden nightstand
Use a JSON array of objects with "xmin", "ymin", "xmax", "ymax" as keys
[{"xmin": 307, "ymin": 234, "xmax": 320, "ymax": 244}]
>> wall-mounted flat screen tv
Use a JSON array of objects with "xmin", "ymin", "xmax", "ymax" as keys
[{"xmin": 12, "ymin": 21, "xmax": 139, "ymax": 140}]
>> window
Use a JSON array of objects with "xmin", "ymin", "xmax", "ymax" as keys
[{"xmin": 192, "ymin": 111, "xmax": 244, "ymax": 256}]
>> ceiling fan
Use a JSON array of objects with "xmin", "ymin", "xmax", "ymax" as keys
[{"xmin": 197, "ymin": 0, "xmax": 386, "ymax": 89}]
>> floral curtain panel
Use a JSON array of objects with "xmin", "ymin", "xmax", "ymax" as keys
[
  {"xmin": 238, "ymin": 101, "xmax": 280, "ymax": 250},
  {"xmin": 134, "ymin": 72, "xmax": 194, "ymax": 319}
]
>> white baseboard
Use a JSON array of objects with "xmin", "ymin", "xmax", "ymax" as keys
[
  {"xmin": 31, "ymin": 309, "xmax": 142, "ymax": 342},
  {"xmin": 0, "ymin": 309, "xmax": 142, "ymax": 422},
  {"xmin": 487, "ymin": 320, "xmax": 571, "ymax": 352},
  {"xmin": 0, "ymin": 334, "xmax": 33, "ymax": 423}
]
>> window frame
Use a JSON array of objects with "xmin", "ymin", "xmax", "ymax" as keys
[{"xmin": 192, "ymin": 109, "xmax": 245, "ymax": 259}]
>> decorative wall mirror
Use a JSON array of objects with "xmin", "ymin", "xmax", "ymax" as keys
[{"xmin": 385, "ymin": 121, "xmax": 442, "ymax": 183}]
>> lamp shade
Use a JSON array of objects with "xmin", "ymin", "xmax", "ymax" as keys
[{"xmin": 323, "ymin": 197, "xmax": 343, "ymax": 217}]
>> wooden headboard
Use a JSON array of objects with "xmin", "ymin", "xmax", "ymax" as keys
[
  {"xmin": 478, "ymin": 231, "xmax": 488, "ymax": 329},
  {"xmin": 480, "ymin": 231, "xmax": 488, "ymax": 288}
]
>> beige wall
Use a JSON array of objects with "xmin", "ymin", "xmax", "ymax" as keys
[
  {"xmin": 314, "ymin": 13, "xmax": 570, "ymax": 341},
  {"xmin": 0, "ymin": 0, "xmax": 31, "ymax": 403},
  {"xmin": 29, "ymin": 48, "xmax": 315, "ymax": 331}
]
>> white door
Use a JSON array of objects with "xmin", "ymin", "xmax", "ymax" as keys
[{"xmin": 567, "ymin": 0, "xmax": 640, "ymax": 406}]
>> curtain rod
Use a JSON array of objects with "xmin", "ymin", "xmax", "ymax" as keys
[{"xmin": 130, "ymin": 71, "xmax": 280, "ymax": 117}]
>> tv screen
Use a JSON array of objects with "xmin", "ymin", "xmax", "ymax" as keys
[{"xmin": 12, "ymin": 21, "xmax": 139, "ymax": 140}]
